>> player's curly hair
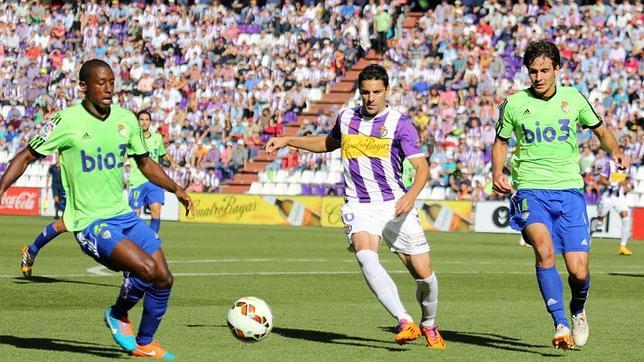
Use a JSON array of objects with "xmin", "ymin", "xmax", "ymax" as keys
[
  {"xmin": 523, "ymin": 40, "xmax": 561, "ymax": 69},
  {"xmin": 79, "ymin": 59, "xmax": 112, "ymax": 83},
  {"xmin": 358, "ymin": 64, "xmax": 389, "ymax": 88}
]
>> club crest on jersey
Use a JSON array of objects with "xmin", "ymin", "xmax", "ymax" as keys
[
  {"xmin": 118, "ymin": 124, "xmax": 127, "ymax": 138},
  {"xmin": 101, "ymin": 230, "xmax": 112, "ymax": 239},
  {"xmin": 378, "ymin": 125, "xmax": 388, "ymax": 137},
  {"xmin": 40, "ymin": 121, "xmax": 56, "ymax": 141},
  {"xmin": 344, "ymin": 223, "xmax": 352, "ymax": 234},
  {"xmin": 561, "ymin": 101, "xmax": 569, "ymax": 113}
]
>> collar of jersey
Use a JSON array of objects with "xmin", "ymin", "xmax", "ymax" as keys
[
  {"xmin": 528, "ymin": 86, "xmax": 557, "ymax": 101},
  {"xmin": 81, "ymin": 101, "xmax": 112, "ymax": 121}
]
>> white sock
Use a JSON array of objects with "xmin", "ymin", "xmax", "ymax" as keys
[
  {"xmin": 621, "ymin": 216, "xmax": 631, "ymax": 247},
  {"xmin": 355, "ymin": 250, "xmax": 411, "ymax": 322},
  {"xmin": 416, "ymin": 273, "xmax": 438, "ymax": 328}
]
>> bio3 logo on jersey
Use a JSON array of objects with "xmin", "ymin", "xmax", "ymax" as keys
[
  {"xmin": 522, "ymin": 119, "xmax": 570, "ymax": 144},
  {"xmin": 81, "ymin": 144, "xmax": 127, "ymax": 172}
]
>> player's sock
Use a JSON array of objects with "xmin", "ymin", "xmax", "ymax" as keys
[
  {"xmin": 28, "ymin": 222, "xmax": 61, "ymax": 256},
  {"xmin": 111, "ymin": 274, "xmax": 149, "ymax": 319},
  {"xmin": 416, "ymin": 273, "xmax": 438, "ymax": 328},
  {"xmin": 355, "ymin": 250, "xmax": 411, "ymax": 321},
  {"xmin": 620, "ymin": 216, "xmax": 630, "ymax": 247},
  {"xmin": 568, "ymin": 275, "xmax": 590, "ymax": 316},
  {"xmin": 137, "ymin": 285, "xmax": 172, "ymax": 346},
  {"xmin": 536, "ymin": 266, "xmax": 568, "ymax": 327},
  {"xmin": 149, "ymin": 218, "xmax": 161, "ymax": 233}
]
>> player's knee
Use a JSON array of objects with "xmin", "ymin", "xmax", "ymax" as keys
[
  {"xmin": 154, "ymin": 271, "xmax": 173, "ymax": 289},
  {"xmin": 570, "ymin": 270, "xmax": 589, "ymax": 283},
  {"xmin": 133, "ymin": 259, "xmax": 158, "ymax": 282}
]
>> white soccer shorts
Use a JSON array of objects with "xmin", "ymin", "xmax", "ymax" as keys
[
  {"xmin": 597, "ymin": 194, "xmax": 629, "ymax": 216},
  {"xmin": 341, "ymin": 200, "xmax": 430, "ymax": 255}
]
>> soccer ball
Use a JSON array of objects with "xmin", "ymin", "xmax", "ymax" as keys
[{"xmin": 226, "ymin": 297, "xmax": 273, "ymax": 342}]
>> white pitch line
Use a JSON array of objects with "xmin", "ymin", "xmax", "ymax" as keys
[{"xmin": 3, "ymin": 270, "xmax": 642, "ymax": 279}]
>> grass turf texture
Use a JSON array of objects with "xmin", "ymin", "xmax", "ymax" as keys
[{"xmin": 0, "ymin": 215, "xmax": 642, "ymax": 361}]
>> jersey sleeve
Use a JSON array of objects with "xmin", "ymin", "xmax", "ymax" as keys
[
  {"xmin": 126, "ymin": 113, "xmax": 148, "ymax": 156},
  {"xmin": 157, "ymin": 134, "xmax": 167, "ymax": 157},
  {"xmin": 328, "ymin": 111, "xmax": 342, "ymax": 141},
  {"xmin": 576, "ymin": 89, "xmax": 603, "ymax": 129},
  {"xmin": 28, "ymin": 113, "xmax": 69, "ymax": 157},
  {"xmin": 396, "ymin": 116, "xmax": 424, "ymax": 158},
  {"xmin": 495, "ymin": 99, "xmax": 513, "ymax": 140}
]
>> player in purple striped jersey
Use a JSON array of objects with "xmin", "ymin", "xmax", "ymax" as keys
[
  {"xmin": 591, "ymin": 154, "xmax": 635, "ymax": 255},
  {"xmin": 266, "ymin": 64, "xmax": 445, "ymax": 349}
]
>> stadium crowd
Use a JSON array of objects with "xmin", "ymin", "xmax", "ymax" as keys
[{"xmin": 0, "ymin": 0, "xmax": 641, "ymax": 200}]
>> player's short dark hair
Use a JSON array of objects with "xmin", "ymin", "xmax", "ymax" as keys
[
  {"xmin": 137, "ymin": 109, "xmax": 151, "ymax": 120},
  {"xmin": 523, "ymin": 40, "xmax": 561, "ymax": 69},
  {"xmin": 358, "ymin": 64, "xmax": 389, "ymax": 88},
  {"xmin": 79, "ymin": 59, "xmax": 112, "ymax": 83}
]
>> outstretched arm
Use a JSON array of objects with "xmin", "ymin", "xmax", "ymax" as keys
[
  {"xmin": 135, "ymin": 155, "xmax": 193, "ymax": 214},
  {"xmin": 591, "ymin": 124, "xmax": 628, "ymax": 169},
  {"xmin": 0, "ymin": 148, "xmax": 39, "ymax": 197},
  {"xmin": 265, "ymin": 135, "xmax": 341, "ymax": 155}
]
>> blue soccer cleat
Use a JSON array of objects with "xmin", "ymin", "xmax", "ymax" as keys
[{"xmin": 104, "ymin": 307, "xmax": 137, "ymax": 352}]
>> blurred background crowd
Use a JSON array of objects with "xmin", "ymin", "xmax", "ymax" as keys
[{"xmin": 0, "ymin": 0, "xmax": 641, "ymax": 202}]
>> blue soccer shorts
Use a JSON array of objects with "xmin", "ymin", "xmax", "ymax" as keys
[
  {"xmin": 73, "ymin": 211, "xmax": 161, "ymax": 268},
  {"xmin": 509, "ymin": 189, "xmax": 590, "ymax": 254},
  {"xmin": 128, "ymin": 181, "xmax": 165, "ymax": 211}
]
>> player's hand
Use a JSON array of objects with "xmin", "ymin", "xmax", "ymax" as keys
[
  {"xmin": 492, "ymin": 173, "xmax": 513, "ymax": 196},
  {"xmin": 394, "ymin": 193, "xmax": 415, "ymax": 217},
  {"xmin": 175, "ymin": 188, "xmax": 193, "ymax": 216},
  {"xmin": 265, "ymin": 137, "xmax": 289, "ymax": 155},
  {"xmin": 611, "ymin": 151, "xmax": 629, "ymax": 170}
]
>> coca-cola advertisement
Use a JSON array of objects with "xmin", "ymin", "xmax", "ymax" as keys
[{"xmin": 0, "ymin": 187, "xmax": 40, "ymax": 216}]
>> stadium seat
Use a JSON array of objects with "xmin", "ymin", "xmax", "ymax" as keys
[
  {"xmin": 0, "ymin": 150, "xmax": 7, "ymax": 163},
  {"xmin": 257, "ymin": 170, "xmax": 268, "ymax": 182},
  {"xmin": 274, "ymin": 169, "xmax": 289, "ymax": 183},
  {"xmin": 639, "ymin": 194, "xmax": 644, "ymax": 207},
  {"xmin": 444, "ymin": 187, "xmax": 455, "ymax": 200},
  {"xmin": 273, "ymin": 183, "xmax": 288, "ymax": 195},
  {"xmin": 329, "ymin": 159, "xmax": 343, "ymax": 173},
  {"xmin": 626, "ymin": 192, "xmax": 639, "ymax": 207},
  {"xmin": 326, "ymin": 171, "xmax": 342, "ymax": 185},
  {"xmin": 313, "ymin": 170, "xmax": 327, "ymax": 184},
  {"xmin": 430, "ymin": 187, "xmax": 446, "ymax": 200},
  {"xmin": 300, "ymin": 170, "xmax": 314, "ymax": 184},
  {"xmin": 248, "ymin": 182, "xmax": 262, "ymax": 194},
  {"xmin": 260, "ymin": 182, "xmax": 275, "ymax": 195},
  {"xmin": 286, "ymin": 170, "xmax": 302, "ymax": 183},
  {"xmin": 418, "ymin": 187, "xmax": 431, "ymax": 200},
  {"xmin": 636, "ymin": 181, "xmax": 644, "ymax": 194},
  {"xmin": 286, "ymin": 183, "xmax": 301, "ymax": 195},
  {"xmin": 637, "ymin": 167, "xmax": 644, "ymax": 181}
]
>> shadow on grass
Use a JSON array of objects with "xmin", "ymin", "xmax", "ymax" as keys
[
  {"xmin": 12, "ymin": 276, "xmax": 118, "ymax": 288},
  {"xmin": 405, "ymin": 328, "xmax": 568, "ymax": 357},
  {"xmin": 608, "ymin": 272, "xmax": 644, "ymax": 278},
  {"xmin": 193, "ymin": 324, "xmax": 406, "ymax": 351},
  {"xmin": 0, "ymin": 335, "xmax": 127, "ymax": 358}
]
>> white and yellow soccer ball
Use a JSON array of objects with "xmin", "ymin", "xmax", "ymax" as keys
[{"xmin": 226, "ymin": 297, "xmax": 273, "ymax": 342}]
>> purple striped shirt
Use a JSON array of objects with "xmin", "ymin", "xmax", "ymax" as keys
[{"xmin": 330, "ymin": 106, "xmax": 424, "ymax": 203}]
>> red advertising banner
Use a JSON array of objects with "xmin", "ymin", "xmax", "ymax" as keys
[
  {"xmin": 0, "ymin": 187, "xmax": 40, "ymax": 216},
  {"xmin": 632, "ymin": 207, "xmax": 644, "ymax": 240}
]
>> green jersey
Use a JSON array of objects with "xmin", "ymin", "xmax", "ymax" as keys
[
  {"xmin": 496, "ymin": 86, "xmax": 602, "ymax": 190},
  {"xmin": 128, "ymin": 132, "xmax": 166, "ymax": 189},
  {"xmin": 29, "ymin": 104, "xmax": 148, "ymax": 231}
]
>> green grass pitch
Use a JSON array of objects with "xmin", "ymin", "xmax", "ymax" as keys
[{"xmin": 0, "ymin": 215, "xmax": 642, "ymax": 361}]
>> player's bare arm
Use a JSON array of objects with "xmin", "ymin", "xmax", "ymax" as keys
[
  {"xmin": 0, "ymin": 147, "xmax": 39, "ymax": 197},
  {"xmin": 135, "ymin": 154, "xmax": 193, "ymax": 214},
  {"xmin": 491, "ymin": 137, "xmax": 512, "ymax": 195},
  {"xmin": 395, "ymin": 156, "xmax": 428, "ymax": 217},
  {"xmin": 265, "ymin": 135, "xmax": 340, "ymax": 154},
  {"xmin": 591, "ymin": 124, "xmax": 629, "ymax": 169}
]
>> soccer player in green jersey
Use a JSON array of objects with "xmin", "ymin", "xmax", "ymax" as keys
[
  {"xmin": 0, "ymin": 59, "xmax": 192, "ymax": 359},
  {"xmin": 128, "ymin": 109, "xmax": 177, "ymax": 233},
  {"xmin": 492, "ymin": 41, "xmax": 628, "ymax": 350}
]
